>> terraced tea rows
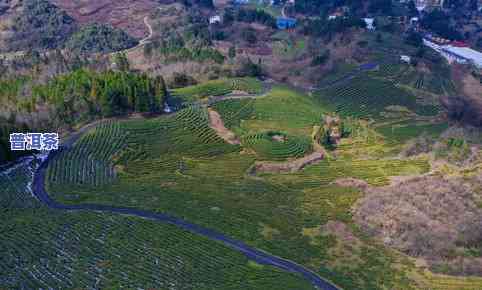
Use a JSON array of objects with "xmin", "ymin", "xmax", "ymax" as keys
[
  {"xmin": 242, "ymin": 131, "xmax": 312, "ymax": 160},
  {"xmin": 212, "ymin": 99, "xmax": 255, "ymax": 130},
  {"xmin": 1, "ymin": 208, "xmax": 318, "ymax": 290},
  {"xmin": 47, "ymin": 121, "xmax": 126, "ymax": 187},
  {"xmin": 1, "ymin": 156, "xmax": 317, "ymax": 289},
  {"xmin": 39, "ymin": 85, "xmax": 455, "ymax": 290},
  {"xmin": 398, "ymin": 70, "xmax": 456, "ymax": 96},
  {"xmin": 368, "ymin": 62, "xmax": 409, "ymax": 81},
  {"xmin": 267, "ymin": 157, "xmax": 430, "ymax": 188},
  {"xmin": 376, "ymin": 120, "xmax": 449, "ymax": 143},
  {"xmin": 315, "ymin": 76, "xmax": 438, "ymax": 119}
]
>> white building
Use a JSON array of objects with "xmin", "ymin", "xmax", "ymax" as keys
[
  {"xmin": 415, "ymin": 0, "xmax": 444, "ymax": 11},
  {"xmin": 209, "ymin": 15, "xmax": 221, "ymax": 24},
  {"xmin": 363, "ymin": 18, "xmax": 375, "ymax": 30},
  {"xmin": 423, "ymin": 38, "xmax": 482, "ymax": 69},
  {"xmin": 441, "ymin": 46, "xmax": 482, "ymax": 68},
  {"xmin": 400, "ymin": 55, "xmax": 411, "ymax": 63}
]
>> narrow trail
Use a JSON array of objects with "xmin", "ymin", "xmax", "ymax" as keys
[
  {"xmin": 30, "ymin": 105, "xmax": 340, "ymax": 290},
  {"xmin": 110, "ymin": 15, "xmax": 153, "ymax": 56}
]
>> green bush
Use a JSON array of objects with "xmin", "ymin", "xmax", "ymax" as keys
[{"xmin": 65, "ymin": 23, "xmax": 138, "ymax": 53}]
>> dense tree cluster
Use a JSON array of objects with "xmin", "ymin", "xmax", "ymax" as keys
[
  {"xmin": 294, "ymin": 0, "xmax": 393, "ymax": 16},
  {"xmin": 302, "ymin": 16, "xmax": 366, "ymax": 38},
  {"xmin": 223, "ymin": 8, "xmax": 276, "ymax": 28},
  {"xmin": 421, "ymin": 10, "xmax": 462, "ymax": 40},
  {"xmin": 31, "ymin": 69, "xmax": 168, "ymax": 120},
  {"xmin": 149, "ymin": 35, "xmax": 225, "ymax": 64},
  {"xmin": 9, "ymin": 0, "xmax": 77, "ymax": 51},
  {"xmin": 64, "ymin": 24, "xmax": 138, "ymax": 54},
  {"xmin": 0, "ymin": 69, "xmax": 170, "ymax": 135}
]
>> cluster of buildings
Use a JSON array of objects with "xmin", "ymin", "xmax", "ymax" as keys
[
  {"xmin": 423, "ymin": 35, "xmax": 482, "ymax": 69},
  {"xmin": 413, "ymin": 0, "xmax": 444, "ymax": 11}
]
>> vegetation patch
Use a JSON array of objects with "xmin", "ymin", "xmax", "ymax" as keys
[
  {"xmin": 171, "ymin": 78, "xmax": 262, "ymax": 105},
  {"xmin": 64, "ymin": 23, "xmax": 138, "ymax": 54},
  {"xmin": 354, "ymin": 174, "xmax": 482, "ymax": 276},
  {"xmin": 242, "ymin": 131, "xmax": 312, "ymax": 161},
  {"xmin": 314, "ymin": 76, "xmax": 438, "ymax": 120}
]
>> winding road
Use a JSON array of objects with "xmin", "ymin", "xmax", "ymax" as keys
[{"xmin": 31, "ymin": 117, "xmax": 340, "ymax": 290}]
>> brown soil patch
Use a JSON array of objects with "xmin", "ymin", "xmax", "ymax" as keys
[
  {"xmin": 207, "ymin": 108, "xmax": 240, "ymax": 145},
  {"xmin": 350, "ymin": 173, "xmax": 482, "ymax": 276}
]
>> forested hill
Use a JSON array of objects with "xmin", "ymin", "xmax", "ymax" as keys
[
  {"xmin": 64, "ymin": 23, "xmax": 138, "ymax": 54},
  {"xmin": 0, "ymin": 69, "xmax": 169, "ymax": 164},
  {"xmin": 6, "ymin": 0, "xmax": 77, "ymax": 52},
  {"xmin": 0, "ymin": 0, "xmax": 139, "ymax": 53}
]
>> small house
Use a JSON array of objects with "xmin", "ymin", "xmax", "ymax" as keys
[
  {"xmin": 363, "ymin": 18, "xmax": 375, "ymax": 30},
  {"xmin": 400, "ymin": 55, "xmax": 411, "ymax": 63},
  {"xmin": 209, "ymin": 15, "xmax": 221, "ymax": 24},
  {"xmin": 410, "ymin": 17, "xmax": 419, "ymax": 26},
  {"xmin": 328, "ymin": 11, "xmax": 343, "ymax": 20},
  {"xmin": 276, "ymin": 17, "xmax": 297, "ymax": 30}
]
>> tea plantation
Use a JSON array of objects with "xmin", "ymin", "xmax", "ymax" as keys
[
  {"xmin": 42, "ymin": 84, "xmax": 445, "ymax": 290},
  {"xmin": 3, "ymin": 72, "xmax": 467, "ymax": 289},
  {"xmin": 1, "ymin": 159, "xmax": 317, "ymax": 289}
]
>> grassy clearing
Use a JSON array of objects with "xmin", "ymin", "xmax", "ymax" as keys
[
  {"xmin": 171, "ymin": 78, "xmax": 263, "ymax": 105},
  {"xmin": 240, "ymin": 86, "xmax": 326, "ymax": 136}
]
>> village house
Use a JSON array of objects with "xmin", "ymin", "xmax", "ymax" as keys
[
  {"xmin": 363, "ymin": 18, "xmax": 375, "ymax": 30},
  {"xmin": 209, "ymin": 15, "xmax": 221, "ymax": 25},
  {"xmin": 423, "ymin": 37, "xmax": 482, "ymax": 69},
  {"xmin": 400, "ymin": 55, "xmax": 411, "ymax": 63},
  {"xmin": 276, "ymin": 17, "xmax": 297, "ymax": 30}
]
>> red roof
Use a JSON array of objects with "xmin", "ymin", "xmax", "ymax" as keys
[{"xmin": 451, "ymin": 41, "xmax": 469, "ymax": 47}]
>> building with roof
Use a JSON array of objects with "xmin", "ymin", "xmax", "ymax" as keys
[
  {"xmin": 441, "ymin": 46, "xmax": 482, "ymax": 68},
  {"xmin": 415, "ymin": 0, "xmax": 444, "ymax": 11},
  {"xmin": 276, "ymin": 17, "xmax": 297, "ymax": 30},
  {"xmin": 363, "ymin": 18, "xmax": 375, "ymax": 30},
  {"xmin": 423, "ymin": 38, "xmax": 482, "ymax": 69},
  {"xmin": 209, "ymin": 15, "xmax": 221, "ymax": 24},
  {"xmin": 400, "ymin": 55, "xmax": 411, "ymax": 63}
]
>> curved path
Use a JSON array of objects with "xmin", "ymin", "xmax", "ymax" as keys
[{"xmin": 32, "ymin": 120, "xmax": 340, "ymax": 290}]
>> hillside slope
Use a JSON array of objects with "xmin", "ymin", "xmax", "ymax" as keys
[{"xmin": 49, "ymin": 0, "xmax": 161, "ymax": 39}]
